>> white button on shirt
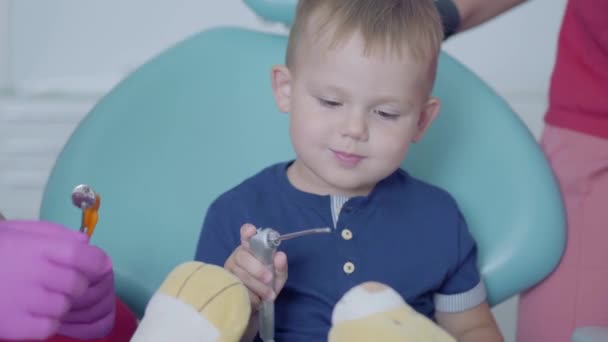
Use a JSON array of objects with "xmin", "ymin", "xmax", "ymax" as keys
[{"xmin": 343, "ymin": 262, "xmax": 355, "ymax": 274}]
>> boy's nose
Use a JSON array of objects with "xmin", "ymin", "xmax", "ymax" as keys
[{"xmin": 341, "ymin": 113, "xmax": 369, "ymax": 141}]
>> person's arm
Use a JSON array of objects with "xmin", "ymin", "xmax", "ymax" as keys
[
  {"xmin": 454, "ymin": 0, "xmax": 528, "ymax": 31},
  {"xmin": 436, "ymin": 0, "xmax": 528, "ymax": 38},
  {"xmin": 436, "ymin": 302, "xmax": 503, "ymax": 341}
]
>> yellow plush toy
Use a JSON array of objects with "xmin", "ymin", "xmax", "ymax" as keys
[
  {"xmin": 329, "ymin": 281, "xmax": 455, "ymax": 342},
  {"xmin": 131, "ymin": 262, "xmax": 455, "ymax": 341},
  {"xmin": 130, "ymin": 262, "xmax": 251, "ymax": 342}
]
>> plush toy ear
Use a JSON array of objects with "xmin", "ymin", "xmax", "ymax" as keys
[
  {"xmin": 329, "ymin": 282, "xmax": 456, "ymax": 342},
  {"xmin": 131, "ymin": 261, "xmax": 251, "ymax": 342}
]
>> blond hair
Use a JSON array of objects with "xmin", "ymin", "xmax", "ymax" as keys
[{"xmin": 286, "ymin": 0, "xmax": 443, "ymax": 68}]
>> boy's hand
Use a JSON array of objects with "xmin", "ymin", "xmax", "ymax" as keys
[{"xmin": 224, "ymin": 224, "xmax": 288, "ymax": 311}]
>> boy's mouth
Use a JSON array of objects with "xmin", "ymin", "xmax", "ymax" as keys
[{"xmin": 331, "ymin": 149, "xmax": 365, "ymax": 167}]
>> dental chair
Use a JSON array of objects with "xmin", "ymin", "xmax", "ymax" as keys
[{"xmin": 39, "ymin": 0, "xmax": 566, "ymax": 337}]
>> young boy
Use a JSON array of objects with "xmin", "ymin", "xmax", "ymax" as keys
[{"xmin": 195, "ymin": 0, "xmax": 502, "ymax": 341}]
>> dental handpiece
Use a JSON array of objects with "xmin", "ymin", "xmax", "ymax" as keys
[{"xmin": 249, "ymin": 227, "xmax": 332, "ymax": 342}]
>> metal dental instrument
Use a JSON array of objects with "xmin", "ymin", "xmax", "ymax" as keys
[
  {"xmin": 250, "ymin": 227, "xmax": 332, "ymax": 342},
  {"xmin": 71, "ymin": 184, "xmax": 100, "ymax": 236}
]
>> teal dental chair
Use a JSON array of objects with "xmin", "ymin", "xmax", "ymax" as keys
[{"xmin": 39, "ymin": 0, "xmax": 565, "ymax": 327}]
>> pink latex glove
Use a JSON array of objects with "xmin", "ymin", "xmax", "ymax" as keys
[
  {"xmin": 0, "ymin": 220, "xmax": 115, "ymax": 340},
  {"xmin": 57, "ymin": 252, "xmax": 115, "ymax": 339}
]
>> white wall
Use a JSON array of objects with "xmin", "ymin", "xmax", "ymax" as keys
[
  {"xmin": 8, "ymin": 0, "xmax": 287, "ymax": 96},
  {"xmin": 0, "ymin": 0, "xmax": 10, "ymax": 90},
  {"xmin": 0, "ymin": 1, "xmax": 569, "ymax": 341}
]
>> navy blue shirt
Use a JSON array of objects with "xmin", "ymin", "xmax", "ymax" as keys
[{"xmin": 195, "ymin": 162, "xmax": 484, "ymax": 341}]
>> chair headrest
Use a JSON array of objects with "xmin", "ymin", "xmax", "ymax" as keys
[{"xmin": 244, "ymin": 0, "xmax": 296, "ymax": 26}]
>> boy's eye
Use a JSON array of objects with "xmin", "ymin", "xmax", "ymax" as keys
[
  {"xmin": 318, "ymin": 98, "xmax": 342, "ymax": 108},
  {"xmin": 374, "ymin": 109, "xmax": 400, "ymax": 120}
]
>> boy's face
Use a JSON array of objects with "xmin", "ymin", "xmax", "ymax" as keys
[{"xmin": 271, "ymin": 30, "xmax": 439, "ymax": 196}]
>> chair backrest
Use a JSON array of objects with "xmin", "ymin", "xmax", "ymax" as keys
[{"xmin": 39, "ymin": 3, "xmax": 565, "ymax": 317}]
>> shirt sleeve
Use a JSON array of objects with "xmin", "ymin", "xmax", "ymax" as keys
[
  {"xmin": 194, "ymin": 197, "xmax": 240, "ymax": 267},
  {"xmin": 434, "ymin": 211, "xmax": 487, "ymax": 313}
]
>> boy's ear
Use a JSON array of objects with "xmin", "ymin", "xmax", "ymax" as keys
[
  {"xmin": 271, "ymin": 65, "xmax": 292, "ymax": 113},
  {"xmin": 413, "ymin": 97, "xmax": 440, "ymax": 142}
]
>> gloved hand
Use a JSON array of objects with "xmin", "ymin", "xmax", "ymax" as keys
[
  {"xmin": 0, "ymin": 220, "xmax": 115, "ymax": 340},
  {"xmin": 56, "ymin": 250, "xmax": 115, "ymax": 339},
  {"xmin": 57, "ymin": 250, "xmax": 115, "ymax": 339}
]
